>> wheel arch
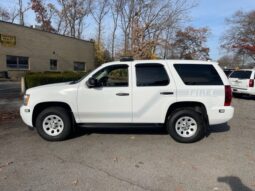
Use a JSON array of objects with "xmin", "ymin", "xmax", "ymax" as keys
[
  {"xmin": 32, "ymin": 102, "xmax": 75, "ymax": 127},
  {"xmin": 164, "ymin": 101, "xmax": 208, "ymax": 124}
]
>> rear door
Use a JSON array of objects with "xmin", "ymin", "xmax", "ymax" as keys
[
  {"xmin": 229, "ymin": 71, "xmax": 252, "ymax": 89},
  {"xmin": 132, "ymin": 61, "xmax": 176, "ymax": 123}
]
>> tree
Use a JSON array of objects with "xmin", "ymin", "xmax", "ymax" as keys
[
  {"xmin": 31, "ymin": 0, "xmax": 55, "ymax": 32},
  {"xmin": 221, "ymin": 10, "xmax": 255, "ymax": 61},
  {"xmin": 56, "ymin": 0, "xmax": 92, "ymax": 38},
  {"xmin": 171, "ymin": 26, "xmax": 210, "ymax": 60},
  {"xmin": 118, "ymin": 0, "xmax": 196, "ymax": 59},
  {"xmin": 94, "ymin": 41, "xmax": 112, "ymax": 66},
  {"xmin": 218, "ymin": 55, "xmax": 242, "ymax": 68},
  {"xmin": 18, "ymin": 0, "xmax": 31, "ymax": 25},
  {"xmin": 0, "ymin": 1, "xmax": 30, "ymax": 24},
  {"xmin": 0, "ymin": 7, "xmax": 11, "ymax": 21},
  {"xmin": 109, "ymin": 0, "xmax": 122, "ymax": 59},
  {"xmin": 91, "ymin": 0, "xmax": 110, "ymax": 44}
]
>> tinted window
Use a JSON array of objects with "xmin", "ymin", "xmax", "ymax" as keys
[
  {"xmin": 50, "ymin": 59, "xmax": 58, "ymax": 70},
  {"xmin": 223, "ymin": 69, "xmax": 233, "ymax": 77},
  {"xmin": 93, "ymin": 64, "xmax": 128, "ymax": 87},
  {"xmin": 174, "ymin": 64, "xmax": 223, "ymax": 85},
  {"xmin": 74, "ymin": 62, "xmax": 85, "ymax": 71},
  {"xmin": 6, "ymin": 55, "xmax": 29, "ymax": 69},
  {"xmin": 230, "ymin": 71, "xmax": 252, "ymax": 79},
  {"xmin": 136, "ymin": 64, "xmax": 169, "ymax": 86}
]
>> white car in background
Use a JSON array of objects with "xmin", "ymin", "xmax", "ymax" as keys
[{"xmin": 229, "ymin": 69, "xmax": 255, "ymax": 97}]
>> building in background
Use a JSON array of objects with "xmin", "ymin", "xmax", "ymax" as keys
[{"xmin": 0, "ymin": 21, "xmax": 95, "ymax": 80}]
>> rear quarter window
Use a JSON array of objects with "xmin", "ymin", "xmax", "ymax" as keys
[
  {"xmin": 174, "ymin": 64, "xmax": 223, "ymax": 85},
  {"xmin": 229, "ymin": 71, "xmax": 252, "ymax": 79}
]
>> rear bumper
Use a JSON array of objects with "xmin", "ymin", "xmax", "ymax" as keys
[
  {"xmin": 208, "ymin": 106, "xmax": 234, "ymax": 125},
  {"xmin": 20, "ymin": 105, "xmax": 33, "ymax": 127},
  {"xmin": 232, "ymin": 87, "xmax": 255, "ymax": 95}
]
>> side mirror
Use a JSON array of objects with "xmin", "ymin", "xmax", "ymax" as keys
[{"xmin": 86, "ymin": 77, "xmax": 98, "ymax": 88}]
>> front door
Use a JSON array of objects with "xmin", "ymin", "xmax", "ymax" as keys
[{"xmin": 77, "ymin": 64, "xmax": 132, "ymax": 123}]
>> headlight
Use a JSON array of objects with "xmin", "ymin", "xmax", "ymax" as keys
[{"xmin": 23, "ymin": 94, "xmax": 30, "ymax": 106}]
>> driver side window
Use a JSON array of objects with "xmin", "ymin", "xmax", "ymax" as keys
[{"xmin": 92, "ymin": 64, "xmax": 129, "ymax": 87}]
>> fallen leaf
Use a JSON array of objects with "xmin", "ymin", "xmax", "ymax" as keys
[
  {"xmin": 0, "ymin": 161, "xmax": 14, "ymax": 168},
  {"xmin": 114, "ymin": 157, "xmax": 118, "ymax": 162},
  {"xmin": 72, "ymin": 179, "xmax": 78, "ymax": 186}
]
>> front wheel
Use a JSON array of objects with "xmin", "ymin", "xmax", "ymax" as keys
[
  {"xmin": 166, "ymin": 109, "xmax": 205, "ymax": 143},
  {"xmin": 35, "ymin": 107, "xmax": 72, "ymax": 141}
]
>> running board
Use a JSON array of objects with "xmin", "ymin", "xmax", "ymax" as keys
[{"xmin": 78, "ymin": 123, "xmax": 164, "ymax": 128}]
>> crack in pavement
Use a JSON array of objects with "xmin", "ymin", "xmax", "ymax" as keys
[{"xmin": 51, "ymin": 153, "xmax": 156, "ymax": 191}]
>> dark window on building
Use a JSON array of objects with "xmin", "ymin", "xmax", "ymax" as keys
[
  {"xmin": 229, "ymin": 71, "xmax": 252, "ymax": 79},
  {"xmin": 92, "ymin": 64, "xmax": 128, "ymax": 87},
  {"xmin": 174, "ymin": 64, "xmax": 223, "ymax": 85},
  {"xmin": 74, "ymin": 62, "xmax": 85, "ymax": 71},
  {"xmin": 136, "ymin": 64, "xmax": 169, "ymax": 86},
  {"xmin": 6, "ymin": 55, "xmax": 29, "ymax": 69},
  {"xmin": 50, "ymin": 59, "xmax": 58, "ymax": 70}
]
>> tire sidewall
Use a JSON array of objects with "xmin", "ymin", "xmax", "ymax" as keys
[
  {"xmin": 36, "ymin": 107, "xmax": 72, "ymax": 141},
  {"xmin": 167, "ymin": 109, "xmax": 204, "ymax": 143}
]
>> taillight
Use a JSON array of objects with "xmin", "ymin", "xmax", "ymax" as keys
[
  {"xmin": 224, "ymin": 85, "xmax": 232, "ymax": 106},
  {"xmin": 249, "ymin": 79, "xmax": 254, "ymax": 87}
]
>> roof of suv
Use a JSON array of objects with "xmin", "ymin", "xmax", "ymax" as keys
[{"xmin": 113, "ymin": 59, "xmax": 218, "ymax": 65}]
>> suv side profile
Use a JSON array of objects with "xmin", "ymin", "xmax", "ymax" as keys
[{"xmin": 20, "ymin": 60, "xmax": 234, "ymax": 143}]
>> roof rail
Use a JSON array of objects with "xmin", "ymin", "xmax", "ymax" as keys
[{"xmin": 120, "ymin": 57, "xmax": 134, "ymax": 62}]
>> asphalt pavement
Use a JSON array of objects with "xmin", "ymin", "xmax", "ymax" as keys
[
  {"xmin": 0, "ymin": 97, "xmax": 255, "ymax": 191},
  {"xmin": 0, "ymin": 81, "xmax": 21, "ymax": 112}
]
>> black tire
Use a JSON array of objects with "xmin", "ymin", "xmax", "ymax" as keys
[
  {"xmin": 35, "ymin": 107, "xmax": 72, "ymax": 141},
  {"xmin": 166, "ymin": 108, "xmax": 205, "ymax": 143},
  {"xmin": 233, "ymin": 93, "xmax": 243, "ymax": 98}
]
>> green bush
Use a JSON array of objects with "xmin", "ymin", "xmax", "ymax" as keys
[{"xmin": 25, "ymin": 71, "xmax": 86, "ymax": 89}]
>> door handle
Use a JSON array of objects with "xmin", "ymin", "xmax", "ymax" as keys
[
  {"xmin": 116, "ymin": 93, "xmax": 129, "ymax": 96},
  {"xmin": 160, "ymin": 92, "xmax": 174, "ymax": 95}
]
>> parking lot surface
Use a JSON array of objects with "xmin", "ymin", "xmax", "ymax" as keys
[
  {"xmin": 0, "ymin": 97, "xmax": 255, "ymax": 191},
  {"xmin": 0, "ymin": 82, "xmax": 21, "ymax": 112}
]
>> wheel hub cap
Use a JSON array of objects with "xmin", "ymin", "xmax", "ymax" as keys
[
  {"xmin": 175, "ymin": 116, "xmax": 198, "ymax": 138},
  {"xmin": 42, "ymin": 115, "xmax": 64, "ymax": 136}
]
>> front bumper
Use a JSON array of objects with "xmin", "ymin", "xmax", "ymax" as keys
[{"xmin": 20, "ymin": 105, "xmax": 33, "ymax": 127}]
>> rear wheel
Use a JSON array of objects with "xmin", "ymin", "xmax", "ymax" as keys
[
  {"xmin": 35, "ymin": 107, "xmax": 72, "ymax": 141},
  {"xmin": 166, "ymin": 108, "xmax": 205, "ymax": 143}
]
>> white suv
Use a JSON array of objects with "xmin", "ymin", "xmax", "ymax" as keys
[
  {"xmin": 20, "ymin": 60, "xmax": 234, "ymax": 143},
  {"xmin": 229, "ymin": 69, "xmax": 255, "ymax": 97}
]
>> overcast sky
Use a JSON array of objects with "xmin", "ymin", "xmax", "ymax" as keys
[{"xmin": 1, "ymin": 0, "xmax": 255, "ymax": 60}]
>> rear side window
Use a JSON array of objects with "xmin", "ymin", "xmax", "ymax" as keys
[
  {"xmin": 136, "ymin": 64, "xmax": 169, "ymax": 86},
  {"xmin": 174, "ymin": 64, "xmax": 223, "ymax": 85},
  {"xmin": 229, "ymin": 71, "xmax": 252, "ymax": 79}
]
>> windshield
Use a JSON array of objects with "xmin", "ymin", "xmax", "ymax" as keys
[
  {"xmin": 229, "ymin": 71, "xmax": 252, "ymax": 79},
  {"xmin": 69, "ymin": 66, "xmax": 99, "ymax": 84}
]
